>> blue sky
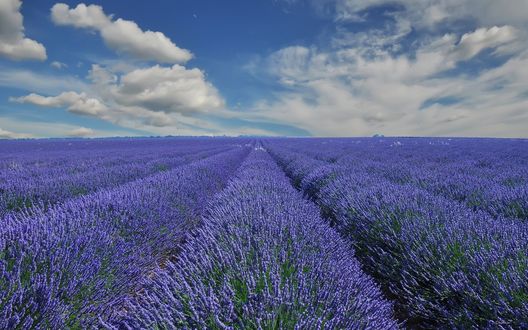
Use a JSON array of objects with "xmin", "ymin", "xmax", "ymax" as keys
[{"xmin": 0, "ymin": 0, "xmax": 527, "ymax": 138}]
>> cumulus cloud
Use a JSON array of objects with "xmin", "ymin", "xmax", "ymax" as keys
[
  {"xmin": 110, "ymin": 64, "xmax": 224, "ymax": 113},
  {"xmin": 6, "ymin": 3, "xmax": 226, "ymax": 136},
  {"xmin": 86, "ymin": 63, "xmax": 225, "ymax": 117},
  {"xmin": 51, "ymin": 3, "xmax": 192, "ymax": 63},
  {"xmin": 11, "ymin": 62, "xmax": 225, "ymax": 132},
  {"xmin": 0, "ymin": 0, "xmax": 46, "ymax": 61},
  {"xmin": 66, "ymin": 126, "xmax": 94, "ymax": 137}
]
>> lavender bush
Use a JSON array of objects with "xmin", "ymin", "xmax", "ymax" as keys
[
  {"xmin": 109, "ymin": 149, "xmax": 397, "ymax": 329},
  {"xmin": 0, "ymin": 138, "xmax": 232, "ymax": 216},
  {"xmin": 0, "ymin": 143, "xmax": 249, "ymax": 328},
  {"xmin": 266, "ymin": 140, "xmax": 528, "ymax": 328}
]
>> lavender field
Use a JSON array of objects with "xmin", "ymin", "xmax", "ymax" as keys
[{"xmin": 1, "ymin": 137, "xmax": 527, "ymax": 329}]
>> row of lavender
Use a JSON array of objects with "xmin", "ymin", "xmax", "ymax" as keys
[
  {"xmin": 265, "ymin": 138, "xmax": 528, "ymax": 328},
  {"xmin": 105, "ymin": 149, "xmax": 397, "ymax": 329},
  {"xmin": 0, "ymin": 139, "xmax": 223, "ymax": 184},
  {"xmin": 273, "ymin": 138, "xmax": 528, "ymax": 222},
  {"xmin": 0, "ymin": 138, "xmax": 236, "ymax": 216},
  {"xmin": 1, "ymin": 139, "xmax": 250, "ymax": 328}
]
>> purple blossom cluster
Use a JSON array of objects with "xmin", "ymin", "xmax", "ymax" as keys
[
  {"xmin": 0, "ymin": 139, "xmax": 250, "ymax": 328},
  {"xmin": 266, "ymin": 138, "xmax": 528, "ymax": 328},
  {"xmin": 108, "ymin": 149, "xmax": 397, "ymax": 329}
]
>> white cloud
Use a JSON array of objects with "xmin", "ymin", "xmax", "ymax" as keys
[
  {"xmin": 331, "ymin": 17, "xmax": 412, "ymax": 55},
  {"xmin": 246, "ymin": 24, "xmax": 528, "ymax": 137},
  {"xmin": 0, "ymin": 67, "xmax": 88, "ymax": 94},
  {"xmin": 333, "ymin": 0, "xmax": 528, "ymax": 28},
  {"xmin": 0, "ymin": 116, "xmax": 140, "ymax": 138},
  {"xmin": 110, "ymin": 64, "xmax": 224, "ymax": 114},
  {"xmin": 51, "ymin": 3, "xmax": 192, "ymax": 63},
  {"xmin": 0, "ymin": 0, "xmax": 46, "ymax": 61},
  {"xmin": 259, "ymin": 2, "xmax": 527, "ymax": 137},
  {"xmin": 452, "ymin": 26, "xmax": 517, "ymax": 61},
  {"xmin": 87, "ymin": 63, "xmax": 117, "ymax": 84},
  {"xmin": 0, "ymin": 127, "xmax": 29, "ymax": 139},
  {"xmin": 0, "ymin": 38, "xmax": 47, "ymax": 61},
  {"xmin": 6, "ymin": 0, "xmax": 525, "ymax": 138},
  {"xmin": 84, "ymin": 63, "xmax": 224, "ymax": 124},
  {"xmin": 11, "ymin": 62, "xmax": 225, "ymax": 133},
  {"xmin": 50, "ymin": 61, "xmax": 68, "ymax": 69},
  {"xmin": 50, "ymin": 2, "xmax": 109, "ymax": 28},
  {"xmin": 11, "ymin": 91, "xmax": 108, "ymax": 117},
  {"xmin": 264, "ymin": 26, "xmax": 517, "ymax": 86},
  {"xmin": 66, "ymin": 126, "xmax": 94, "ymax": 137}
]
